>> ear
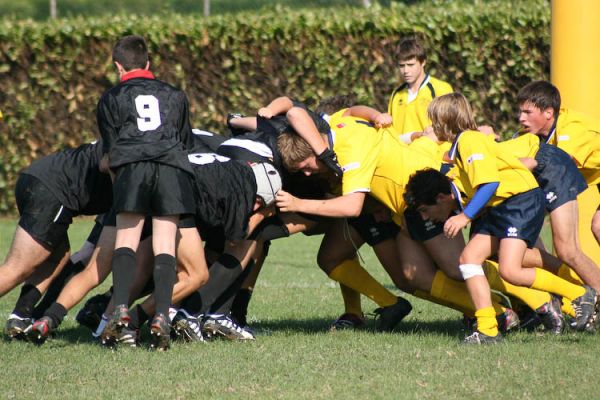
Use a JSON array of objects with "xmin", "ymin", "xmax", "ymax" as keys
[
  {"xmin": 144, "ymin": 60, "xmax": 150, "ymax": 70},
  {"xmin": 114, "ymin": 61, "xmax": 126, "ymax": 76},
  {"xmin": 543, "ymin": 107, "xmax": 554, "ymax": 120},
  {"xmin": 252, "ymin": 197, "xmax": 264, "ymax": 211},
  {"xmin": 436, "ymin": 192, "xmax": 453, "ymax": 203}
]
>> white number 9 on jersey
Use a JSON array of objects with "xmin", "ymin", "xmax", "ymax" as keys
[{"xmin": 135, "ymin": 95, "xmax": 162, "ymax": 131}]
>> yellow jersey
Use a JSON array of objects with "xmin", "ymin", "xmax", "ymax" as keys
[
  {"xmin": 448, "ymin": 130, "xmax": 538, "ymax": 206},
  {"xmin": 542, "ymin": 108, "xmax": 600, "ymax": 185},
  {"xmin": 497, "ymin": 133, "xmax": 540, "ymax": 159},
  {"xmin": 387, "ymin": 75, "xmax": 453, "ymax": 137}
]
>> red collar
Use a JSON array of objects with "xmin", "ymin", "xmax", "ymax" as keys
[{"xmin": 120, "ymin": 69, "xmax": 155, "ymax": 83}]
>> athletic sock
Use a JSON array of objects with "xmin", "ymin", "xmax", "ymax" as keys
[
  {"xmin": 557, "ymin": 263, "xmax": 584, "ymax": 286},
  {"xmin": 44, "ymin": 302, "xmax": 68, "ymax": 328},
  {"xmin": 340, "ymin": 283, "xmax": 363, "ymax": 316},
  {"xmin": 211, "ymin": 259, "xmax": 255, "ymax": 315},
  {"xmin": 484, "ymin": 261, "xmax": 550, "ymax": 310},
  {"xmin": 231, "ymin": 288, "xmax": 253, "ymax": 326},
  {"xmin": 32, "ymin": 260, "xmax": 84, "ymax": 319},
  {"xmin": 12, "ymin": 284, "xmax": 42, "ymax": 318},
  {"xmin": 561, "ymin": 298, "xmax": 576, "ymax": 318},
  {"xmin": 532, "ymin": 268, "xmax": 586, "ymax": 301},
  {"xmin": 128, "ymin": 304, "xmax": 150, "ymax": 330},
  {"xmin": 475, "ymin": 306, "xmax": 498, "ymax": 337},
  {"xmin": 153, "ymin": 253, "xmax": 177, "ymax": 318},
  {"xmin": 428, "ymin": 271, "xmax": 474, "ymax": 315},
  {"xmin": 328, "ymin": 258, "xmax": 396, "ymax": 307},
  {"xmin": 111, "ymin": 247, "xmax": 137, "ymax": 307},
  {"xmin": 193, "ymin": 253, "xmax": 243, "ymax": 315}
]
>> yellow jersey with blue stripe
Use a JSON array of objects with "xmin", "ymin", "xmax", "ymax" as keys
[
  {"xmin": 448, "ymin": 130, "xmax": 538, "ymax": 206},
  {"xmin": 542, "ymin": 108, "xmax": 600, "ymax": 185},
  {"xmin": 387, "ymin": 75, "xmax": 453, "ymax": 137}
]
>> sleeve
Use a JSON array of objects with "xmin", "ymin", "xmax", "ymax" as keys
[
  {"xmin": 457, "ymin": 132, "xmax": 500, "ymax": 189},
  {"xmin": 178, "ymin": 91, "xmax": 194, "ymax": 151},
  {"xmin": 96, "ymin": 93, "xmax": 119, "ymax": 155},
  {"xmin": 463, "ymin": 181, "xmax": 499, "ymax": 218}
]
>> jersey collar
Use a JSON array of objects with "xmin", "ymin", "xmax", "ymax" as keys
[
  {"xmin": 120, "ymin": 69, "xmax": 155, "ymax": 83},
  {"xmin": 448, "ymin": 131, "xmax": 464, "ymax": 161},
  {"xmin": 543, "ymin": 119, "xmax": 558, "ymax": 144},
  {"xmin": 450, "ymin": 181, "xmax": 465, "ymax": 211}
]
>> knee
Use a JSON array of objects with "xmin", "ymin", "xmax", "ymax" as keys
[{"xmin": 554, "ymin": 243, "xmax": 580, "ymax": 267}]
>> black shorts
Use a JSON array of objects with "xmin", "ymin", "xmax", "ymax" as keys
[
  {"xmin": 101, "ymin": 208, "xmax": 154, "ymax": 241},
  {"xmin": 15, "ymin": 174, "xmax": 73, "ymax": 248},
  {"xmin": 112, "ymin": 161, "xmax": 195, "ymax": 216},
  {"xmin": 534, "ymin": 143, "xmax": 587, "ymax": 212},
  {"xmin": 347, "ymin": 213, "xmax": 399, "ymax": 246},
  {"xmin": 404, "ymin": 208, "xmax": 444, "ymax": 242},
  {"xmin": 470, "ymin": 188, "xmax": 545, "ymax": 248}
]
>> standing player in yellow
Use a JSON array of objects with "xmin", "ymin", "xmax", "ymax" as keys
[
  {"xmin": 387, "ymin": 37, "xmax": 453, "ymax": 144},
  {"xmin": 424, "ymin": 93, "xmax": 597, "ymax": 342}
]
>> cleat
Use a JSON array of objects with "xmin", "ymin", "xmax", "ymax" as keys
[
  {"xmin": 463, "ymin": 330, "xmax": 503, "ymax": 345},
  {"xmin": 100, "ymin": 304, "xmax": 130, "ymax": 348},
  {"xmin": 76, "ymin": 292, "xmax": 111, "ymax": 332},
  {"xmin": 149, "ymin": 313, "xmax": 171, "ymax": 351},
  {"xmin": 202, "ymin": 314, "xmax": 255, "ymax": 341},
  {"xmin": 496, "ymin": 308, "xmax": 520, "ymax": 335},
  {"xmin": 172, "ymin": 310, "xmax": 205, "ymax": 343},
  {"xmin": 5, "ymin": 313, "xmax": 33, "ymax": 341},
  {"xmin": 572, "ymin": 286, "xmax": 598, "ymax": 332},
  {"xmin": 536, "ymin": 295, "xmax": 565, "ymax": 335},
  {"xmin": 28, "ymin": 317, "xmax": 55, "ymax": 345},
  {"xmin": 227, "ymin": 113, "xmax": 248, "ymax": 136},
  {"xmin": 373, "ymin": 297, "xmax": 412, "ymax": 332},
  {"xmin": 118, "ymin": 327, "xmax": 140, "ymax": 348},
  {"xmin": 330, "ymin": 313, "xmax": 366, "ymax": 332},
  {"xmin": 517, "ymin": 307, "xmax": 543, "ymax": 332}
]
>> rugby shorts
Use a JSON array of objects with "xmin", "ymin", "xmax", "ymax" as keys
[
  {"xmin": 534, "ymin": 143, "xmax": 587, "ymax": 212},
  {"xmin": 347, "ymin": 213, "xmax": 400, "ymax": 246},
  {"xmin": 404, "ymin": 208, "xmax": 444, "ymax": 242},
  {"xmin": 112, "ymin": 161, "xmax": 195, "ymax": 216},
  {"xmin": 470, "ymin": 188, "xmax": 545, "ymax": 248},
  {"xmin": 15, "ymin": 174, "xmax": 73, "ymax": 248}
]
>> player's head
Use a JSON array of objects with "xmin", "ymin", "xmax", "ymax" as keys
[
  {"xmin": 249, "ymin": 162, "xmax": 282, "ymax": 208},
  {"xmin": 404, "ymin": 168, "xmax": 456, "ymax": 222},
  {"xmin": 397, "ymin": 37, "xmax": 427, "ymax": 86},
  {"xmin": 516, "ymin": 80, "xmax": 560, "ymax": 135},
  {"xmin": 315, "ymin": 94, "xmax": 357, "ymax": 117},
  {"xmin": 277, "ymin": 131, "xmax": 328, "ymax": 176},
  {"xmin": 112, "ymin": 35, "xmax": 149, "ymax": 72},
  {"xmin": 428, "ymin": 92, "xmax": 477, "ymax": 141}
]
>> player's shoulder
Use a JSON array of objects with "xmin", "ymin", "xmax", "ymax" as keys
[{"xmin": 428, "ymin": 76, "xmax": 453, "ymax": 94}]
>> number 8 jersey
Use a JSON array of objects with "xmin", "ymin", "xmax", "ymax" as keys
[{"xmin": 96, "ymin": 69, "xmax": 193, "ymax": 174}]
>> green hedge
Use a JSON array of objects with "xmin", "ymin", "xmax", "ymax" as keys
[{"xmin": 0, "ymin": 0, "xmax": 550, "ymax": 213}]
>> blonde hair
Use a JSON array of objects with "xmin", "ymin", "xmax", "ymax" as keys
[
  {"xmin": 427, "ymin": 92, "xmax": 477, "ymax": 141},
  {"xmin": 277, "ymin": 131, "xmax": 315, "ymax": 171}
]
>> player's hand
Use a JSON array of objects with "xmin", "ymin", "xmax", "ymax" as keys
[
  {"xmin": 443, "ymin": 212, "xmax": 470, "ymax": 238},
  {"xmin": 373, "ymin": 112, "xmax": 392, "ymax": 128},
  {"xmin": 317, "ymin": 148, "xmax": 343, "ymax": 177},
  {"xmin": 276, "ymin": 190, "xmax": 300, "ymax": 213},
  {"xmin": 258, "ymin": 107, "xmax": 274, "ymax": 119},
  {"xmin": 478, "ymin": 125, "xmax": 501, "ymax": 141}
]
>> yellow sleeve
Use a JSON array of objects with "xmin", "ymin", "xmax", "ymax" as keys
[{"xmin": 457, "ymin": 131, "xmax": 500, "ymax": 188}]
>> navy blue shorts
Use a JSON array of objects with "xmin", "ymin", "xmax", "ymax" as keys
[
  {"xmin": 534, "ymin": 143, "xmax": 587, "ymax": 212},
  {"xmin": 15, "ymin": 174, "xmax": 73, "ymax": 249},
  {"xmin": 404, "ymin": 209, "xmax": 444, "ymax": 242},
  {"xmin": 347, "ymin": 213, "xmax": 399, "ymax": 246},
  {"xmin": 470, "ymin": 188, "xmax": 545, "ymax": 248}
]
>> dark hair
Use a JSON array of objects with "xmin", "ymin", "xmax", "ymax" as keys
[
  {"xmin": 315, "ymin": 94, "xmax": 357, "ymax": 116},
  {"xmin": 517, "ymin": 80, "xmax": 561, "ymax": 117},
  {"xmin": 404, "ymin": 168, "xmax": 452, "ymax": 209},
  {"xmin": 397, "ymin": 36, "xmax": 427, "ymax": 63},
  {"xmin": 112, "ymin": 35, "xmax": 149, "ymax": 71}
]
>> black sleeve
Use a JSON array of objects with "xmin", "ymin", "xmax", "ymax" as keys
[
  {"xmin": 178, "ymin": 92, "xmax": 194, "ymax": 151},
  {"xmin": 96, "ymin": 92, "xmax": 118, "ymax": 155}
]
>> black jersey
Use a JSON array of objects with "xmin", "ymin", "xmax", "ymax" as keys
[
  {"xmin": 188, "ymin": 153, "xmax": 257, "ymax": 241},
  {"xmin": 21, "ymin": 141, "xmax": 113, "ymax": 215},
  {"xmin": 217, "ymin": 100, "xmax": 330, "ymax": 170},
  {"xmin": 188, "ymin": 129, "xmax": 227, "ymax": 154},
  {"xmin": 97, "ymin": 71, "xmax": 192, "ymax": 173}
]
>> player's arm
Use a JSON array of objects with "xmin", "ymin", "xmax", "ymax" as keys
[
  {"xmin": 276, "ymin": 191, "xmax": 365, "ymax": 218},
  {"xmin": 178, "ymin": 92, "xmax": 194, "ymax": 150},
  {"xmin": 258, "ymin": 96, "xmax": 294, "ymax": 119},
  {"xmin": 96, "ymin": 94, "xmax": 118, "ymax": 155},
  {"xmin": 444, "ymin": 181, "xmax": 498, "ymax": 238},
  {"xmin": 343, "ymin": 106, "xmax": 392, "ymax": 128}
]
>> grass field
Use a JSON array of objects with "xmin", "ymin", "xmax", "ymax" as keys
[{"xmin": 1, "ymin": 218, "xmax": 599, "ymax": 399}]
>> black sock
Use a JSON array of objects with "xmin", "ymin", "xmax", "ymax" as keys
[
  {"xmin": 211, "ymin": 259, "xmax": 255, "ymax": 315},
  {"xmin": 248, "ymin": 216, "xmax": 290, "ymax": 241},
  {"xmin": 181, "ymin": 291, "xmax": 204, "ymax": 316},
  {"xmin": 196, "ymin": 253, "xmax": 243, "ymax": 315},
  {"xmin": 231, "ymin": 288, "xmax": 254, "ymax": 326},
  {"xmin": 33, "ymin": 260, "xmax": 83, "ymax": 319},
  {"xmin": 44, "ymin": 302, "xmax": 68, "ymax": 328},
  {"xmin": 128, "ymin": 304, "xmax": 150, "ymax": 330},
  {"xmin": 111, "ymin": 247, "xmax": 137, "ymax": 307},
  {"xmin": 12, "ymin": 284, "xmax": 42, "ymax": 318},
  {"xmin": 153, "ymin": 253, "xmax": 177, "ymax": 318}
]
